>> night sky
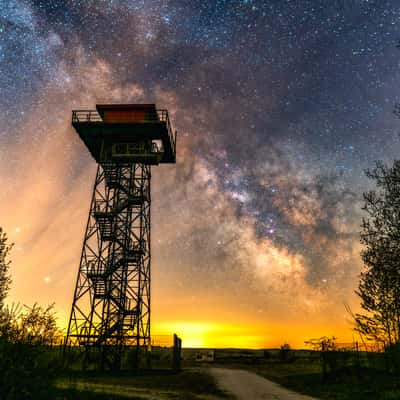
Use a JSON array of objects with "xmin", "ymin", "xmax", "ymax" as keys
[{"xmin": 1, "ymin": 0, "xmax": 400, "ymax": 347}]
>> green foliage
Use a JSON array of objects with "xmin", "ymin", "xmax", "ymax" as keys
[{"xmin": 356, "ymin": 160, "xmax": 400, "ymax": 346}]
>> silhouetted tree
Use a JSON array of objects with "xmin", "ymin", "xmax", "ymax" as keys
[
  {"xmin": 305, "ymin": 336, "xmax": 337, "ymax": 351},
  {"xmin": 0, "ymin": 227, "xmax": 12, "ymax": 309},
  {"xmin": 0, "ymin": 227, "xmax": 62, "ymax": 399},
  {"xmin": 279, "ymin": 343, "xmax": 295, "ymax": 362},
  {"xmin": 356, "ymin": 161, "xmax": 400, "ymax": 346},
  {"xmin": 1, "ymin": 303, "xmax": 60, "ymax": 345}
]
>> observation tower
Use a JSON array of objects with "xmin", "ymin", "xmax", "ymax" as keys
[{"xmin": 66, "ymin": 104, "xmax": 176, "ymax": 369}]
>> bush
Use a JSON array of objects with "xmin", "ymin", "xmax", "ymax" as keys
[
  {"xmin": 0, "ymin": 304, "xmax": 63, "ymax": 399},
  {"xmin": 279, "ymin": 343, "xmax": 295, "ymax": 363},
  {"xmin": 0, "ymin": 340, "xmax": 61, "ymax": 399}
]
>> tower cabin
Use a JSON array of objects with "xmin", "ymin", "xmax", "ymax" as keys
[{"xmin": 72, "ymin": 104, "xmax": 176, "ymax": 165}]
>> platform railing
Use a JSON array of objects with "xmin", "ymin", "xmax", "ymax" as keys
[
  {"xmin": 72, "ymin": 110, "xmax": 103, "ymax": 122},
  {"xmin": 157, "ymin": 110, "xmax": 176, "ymax": 154},
  {"xmin": 72, "ymin": 109, "xmax": 176, "ymax": 155}
]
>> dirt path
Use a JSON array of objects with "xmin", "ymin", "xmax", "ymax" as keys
[{"xmin": 210, "ymin": 368, "xmax": 318, "ymax": 400}]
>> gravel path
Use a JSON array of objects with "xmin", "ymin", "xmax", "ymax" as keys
[{"xmin": 210, "ymin": 368, "xmax": 319, "ymax": 400}]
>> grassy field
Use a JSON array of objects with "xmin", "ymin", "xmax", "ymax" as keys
[
  {"xmin": 9, "ymin": 345, "xmax": 400, "ymax": 399},
  {"xmin": 221, "ymin": 359, "xmax": 400, "ymax": 400},
  {"xmin": 54, "ymin": 369, "xmax": 228, "ymax": 400},
  {"xmin": 58, "ymin": 349, "xmax": 400, "ymax": 399}
]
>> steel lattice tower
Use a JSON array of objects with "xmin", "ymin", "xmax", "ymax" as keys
[{"xmin": 66, "ymin": 104, "xmax": 176, "ymax": 369}]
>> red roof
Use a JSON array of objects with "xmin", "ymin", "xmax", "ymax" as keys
[{"xmin": 96, "ymin": 104, "xmax": 156, "ymax": 118}]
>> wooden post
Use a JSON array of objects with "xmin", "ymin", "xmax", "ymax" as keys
[{"xmin": 172, "ymin": 334, "xmax": 182, "ymax": 371}]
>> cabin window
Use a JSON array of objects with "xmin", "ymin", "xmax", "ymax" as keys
[{"xmin": 112, "ymin": 142, "xmax": 151, "ymax": 157}]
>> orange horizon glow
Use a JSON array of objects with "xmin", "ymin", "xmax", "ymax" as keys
[
  {"xmin": 152, "ymin": 320, "xmax": 356, "ymax": 349},
  {"xmin": 51, "ymin": 307, "xmax": 356, "ymax": 349}
]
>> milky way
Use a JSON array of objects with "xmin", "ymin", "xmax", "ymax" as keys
[{"xmin": 1, "ymin": 1, "xmax": 400, "ymax": 346}]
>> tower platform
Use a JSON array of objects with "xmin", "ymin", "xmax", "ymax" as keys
[{"xmin": 72, "ymin": 104, "xmax": 176, "ymax": 164}]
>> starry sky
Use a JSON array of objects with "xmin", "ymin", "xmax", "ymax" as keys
[{"xmin": 1, "ymin": 0, "xmax": 400, "ymax": 348}]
